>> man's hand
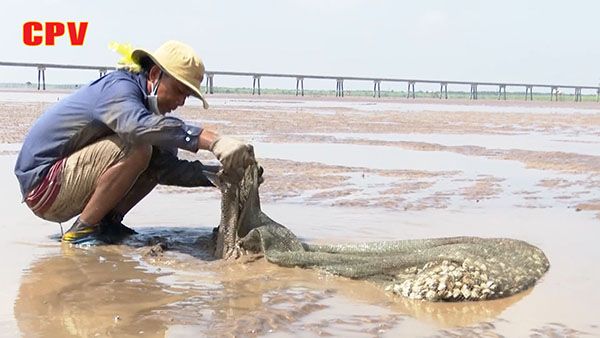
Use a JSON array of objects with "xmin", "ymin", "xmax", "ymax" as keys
[{"xmin": 210, "ymin": 136, "xmax": 256, "ymax": 180}]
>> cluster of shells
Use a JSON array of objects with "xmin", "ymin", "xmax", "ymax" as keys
[{"xmin": 385, "ymin": 259, "xmax": 499, "ymax": 301}]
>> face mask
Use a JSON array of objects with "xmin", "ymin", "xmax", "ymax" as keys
[{"xmin": 147, "ymin": 71, "xmax": 163, "ymax": 115}]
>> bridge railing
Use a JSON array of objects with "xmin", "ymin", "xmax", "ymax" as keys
[{"xmin": 1, "ymin": 61, "xmax": 598, "ymax": 102}]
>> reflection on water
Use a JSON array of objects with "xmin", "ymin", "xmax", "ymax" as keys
[
  {"xmin": 252, "ymin": 141, "xmax": 597, "ymax": 211},
  {"xmin": 253, "ymin": 141, "xmax": 528, "ymax": 175},
  {"xmin": 199, "ymin": 97, "xmax": 600, "ymax": 115},
  {"xmin": 15, "ymin": 245, "xmax": 180, "ymax": 337},
  {"xmin": 15, "ymin": 227, "xmax": 528, "ymax": 337},
  {"xmin": 315, "ymin": 132, "xmax": 600, "ymax": 157}
]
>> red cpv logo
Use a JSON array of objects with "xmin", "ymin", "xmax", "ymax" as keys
[{"xmin": 23, "ymin": 21, "xmax": 89, "ymax": 46}]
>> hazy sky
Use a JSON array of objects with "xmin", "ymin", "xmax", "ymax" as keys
[{"xmin": 1, "ymin": 0, "xmax": 599, "ymax": 91}]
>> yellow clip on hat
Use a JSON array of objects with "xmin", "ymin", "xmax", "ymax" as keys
[{"xmin": 132, "ymin": 40, "xmax": 209, "ymax": 109}]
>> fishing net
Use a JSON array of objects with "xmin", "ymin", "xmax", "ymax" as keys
[{"xmin": 212, "ymin": 164, "xmax": 550, "ymax": 302}]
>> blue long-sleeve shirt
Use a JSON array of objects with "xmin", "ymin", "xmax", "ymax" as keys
[{"xmin": 15, "ymin": 69, "xmax": 206, "ymax": 198}]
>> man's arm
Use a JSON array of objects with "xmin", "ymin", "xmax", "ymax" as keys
[
  {"xmin": 148, "ymin": 147, "xmax": 219, "ymax": 187},
  {"xmin": 198, "ymin": 128, "xmax": 218, "ymax": 150},
  {"xmin": 97, "ymin": 75, "xmax": 255, "ymax": 177},
  {"xmin": 96, "ymin": 78, "xmax": 202, "ymax": 152}
]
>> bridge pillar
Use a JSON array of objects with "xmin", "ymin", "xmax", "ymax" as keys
[
  {"xmin": 470, "ymin": 83, "xmax": 478, "ymax": 100},
  {"xmin": 597, "ymin": 88, "xmax": 599, "ymax": 102},
  {"xmin": 574, "ymin": 87, "xmax": 582, "ymax": 102},
  {"xmin": 550, "ymin": 87, "xmax": 559, "ymax": 101},
  {"xmin": 498, "ymin": 84, "xmax": 507, "ymax": 100},
  {"xmin": 205, "ymin": 73, "xmax": 214, "ymax": 94},
  {"xmin": 336, "ymin": 79, "xmax": 344, "ymax": 97},
  {"xmin": 407, "ymin": 81, "xmax": 415, "ymax": 99},
  {"xmin": 296, "ymin": 77, "xmax": 304, "ymax": 96},
  {"xmin": 439, "ymin": 83, "xmax": 448, "ymax": 99},
  {"xmin": 373, "ymin": 80, "xmax": 381, "ymax": 98},
  {"xmin": 252, "ymin": 75, "xmax": 261, "ymax": 95},
  {"xmin": 98, "ymin": 68, "xmax": 107, "ymax": 78},
  {"xmin": 525, "ymin": 85, "xmax": 533, "ymax": 101},
  {"xmin": 37, "ymin": 66, "xmax": 46, "ymax": 90}
]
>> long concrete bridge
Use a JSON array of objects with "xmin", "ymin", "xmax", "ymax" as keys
[{"xmin": 1, "ymin": 61, "xmax": 598, "ymax": 102}]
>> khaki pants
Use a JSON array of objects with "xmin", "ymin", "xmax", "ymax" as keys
[{"xmin": 42, "ymin": 135, "xmax": 128, "ymax": 223}]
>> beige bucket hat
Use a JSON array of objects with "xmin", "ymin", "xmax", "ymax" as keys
[{"xmin": 132, "ymin": 40, "xmax": 209, "ymax": 109}]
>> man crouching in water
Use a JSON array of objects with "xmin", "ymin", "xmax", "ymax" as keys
[{"xmin": 14, "ymin": 40, "xmax": 255, "ymax": 244}]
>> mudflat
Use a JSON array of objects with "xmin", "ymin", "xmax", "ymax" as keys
[{"xmin": 2, "ymin": 92, "xmax": 599, "ymax": 337}]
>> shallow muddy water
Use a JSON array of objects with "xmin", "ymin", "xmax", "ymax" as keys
[
  {"xmin": 6, "ymin": 177, "xmax": 600, "ymax": 337},
  {"xmin": 2, "ymin": 94, "xmax": 600, "ymax": 337}
]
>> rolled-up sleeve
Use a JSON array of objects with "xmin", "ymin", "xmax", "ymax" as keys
[{"xmin": 95, "ymin": 78, "xmax": 202, "ymax": 152}]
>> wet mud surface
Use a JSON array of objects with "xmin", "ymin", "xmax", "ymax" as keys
[{"xmin": 2, "ymin": 93, "xmax": 600, "ymax": 337}]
